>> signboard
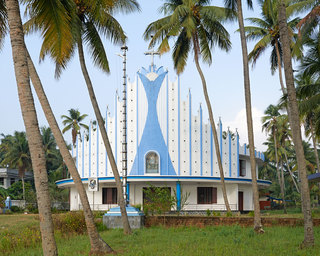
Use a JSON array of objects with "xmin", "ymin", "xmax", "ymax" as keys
[{"xmin": 88, "ymin": 178, "xmax": 99, "ymax": 192}]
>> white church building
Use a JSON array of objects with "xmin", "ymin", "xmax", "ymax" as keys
[{"xmin": 56, "ymin": 61, "xmax": 271, "ymax": 212}]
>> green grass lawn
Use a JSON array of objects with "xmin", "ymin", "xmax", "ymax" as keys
[{"xmin": 1, "ymin": 213, "xmax": 320, "ymax": 256}]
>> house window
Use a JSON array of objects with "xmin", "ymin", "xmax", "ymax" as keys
[
  {"xmin": 0, "ymin": 178, "xmax": 3, "ymax": 186},
  {"xmin": 239, "ymin": 160, "xmax": 246, "ymax": 177},
  {"xmin": 10, "ymin": 178, "xmax": 15, "ymax": 185},
  {"xmin": 145, "ymin": 151, "xmax": 159, "ymax": 174},
  {"xmin": 197, "ymin": 187, "xmax": 217, "ymax": 204},
  {"xmin": 102, "ymin": 188, "xmax": 117, "ymax": 204}
]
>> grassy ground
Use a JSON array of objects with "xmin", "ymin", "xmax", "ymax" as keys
[
  {"xmin": 1, "ymin": 211, "xmax": 320, "ymax": 256},
  {"xmin": 260, "ymin": 207, "xmax": 320, "ymax": 218},
  {"xmin": 6, "ymin": 225, "xmax": 320, "ymax": 256}
]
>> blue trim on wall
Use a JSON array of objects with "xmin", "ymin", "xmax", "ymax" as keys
[
  {"xmin": 105, "ymin": 110, "xmax": 108, "ymax": 176},
  {"xmin": 176, "ymin": 181, "xmax": 181, "ymax": 211},
  {"xmin": 166, "ymin": 74, "xmax": 169, "ymax": 174},
  {"xmin": 97, "ymin": 122, "xmax": 99, "ymax": 177},
  {"xmin": 244, "ymin": 143, "xmax": 247, "ymax": 155},
  {"xmin": 228, "ymin": 132, "xmax": 231, "ymax": 177},
  {"xmin": 189, "ymin": 90, "xmax": 192, "ymax": 176},
  {"xmin": 178, "ymin": 75, "xmax": 181, "ymax": 176},
  {"xmin": 237, "ymin": 133, "xmax": 239, "ymax": 177},
  {"xmin": 200, "ymin": 105, "xmax": 203, "ymax": 176},
  {"xmin": 210, "ymin": 124, "xmax": 213, "ymax": 177},
  {"xmin": 89, "ymin": 123, "xmax": 92, "ymax": 177},
  {"xmin": 82, "ymin": 134, "xmax": 84, "ymax": 178},
  {"xmin": 115, "ymin": 94, "xmax": 118, "ymax": 164},
  {"xmin": 130, "ymin": 70, "xmax": 176, "ymax": 176},
  {"xmin": 56, "ymin": 176, "xmax": 272, "ymax": 186}
]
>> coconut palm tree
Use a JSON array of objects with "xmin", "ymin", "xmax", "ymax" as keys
[
  {"xmin": 262, "ymin": 104, "xmax": 287, "ymax": 213},
  {"xmin": 26, "ymin": 51, "xmax": 114, "ymax": 253},
  {"xmin": 294, "ymin": 0, "xmax": 320, "ymax": 37},
  {"xmin": 244, "ymin": 0, "xmax": 302, "ymax": 95},
  {"xmin": 4, "ymin": 0, "xmax": 57, "ymax": 254},
  {"xmin": 224, "ymin": 0, "xmax": 263, "ymax": 231},
  {"xmin": 144, "ymin": 0, "xmax": 233, "ymax": 212},
  {"xmin": 61, "ymin": 108, "xmax": 89, "ymax": 147},
  {"xmin": 278, "ymin": 0, "xmax": 314, "ymax": 246},
  {"xmin": 0, "ymin": 132, "xmax": 31, "ymax": 200},
  {"xmin": 295, "ymin": 73, "xmax": 320, "ymax": 173},
  {"xmin": 24, "ymin": 0, "xmax": 140, "ymax": 237}
]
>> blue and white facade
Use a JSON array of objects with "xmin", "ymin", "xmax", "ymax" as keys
[{"xmin": 57, "ymin": 64, "xmax": 270, "ymax": 212}]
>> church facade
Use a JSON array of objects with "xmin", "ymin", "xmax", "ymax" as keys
[{"xmin": 56, "ymin": 63, "xmax": 271, "ymax": 212}]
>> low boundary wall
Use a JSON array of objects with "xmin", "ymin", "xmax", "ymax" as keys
[{"xmin": 145, "ymin": 216, "xmax": 320, "ymax": 227}]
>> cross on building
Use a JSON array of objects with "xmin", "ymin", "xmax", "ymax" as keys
[{"xmin": 144, "ymin": 49, "xmax": 160, "ymax": 69}]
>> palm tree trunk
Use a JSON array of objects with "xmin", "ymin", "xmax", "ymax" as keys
[
  {"xmin": 77, "ymin": 39, "xmax": 131, "ymax": 234},
  {"xmin": 236, "ymin": 0, "xmax": 263, "ymax": 232},
  {"xmin": 5, "ymin": 1, "xmax": 57, "ymax": 255},
  {"xmin": 283, "ymin": 150, "xmax": 300, "ymax": 193},
  {"xmin": 193, "ymin": 46, "xmax": 231, "ymax": 213},
  {"xmin": 310, "ymin": 120, "xmax": 320, "ymax": 173},
  {"xmin": 274, "ymin": 42, "xmax": 286, "ymax": 95},
  {"xmin": 278, "ymin": 0, "xmax": 314, "ymax": 247},
  {"xmin": 280, "ymin": 160, "xmax": 287, "ymax": 213},
  {"xmin": 273, "ymin": 132, "xmax": 286, "ymax": 213},
  {"xmin": 22, "ymin": 175, "xmax": 25, "ymax": 201},
  {"xmin": 26, "ymin": 51, "xmax": 113, "ymax": 254}
]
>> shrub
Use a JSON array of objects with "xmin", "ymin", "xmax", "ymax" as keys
[
  {"xmin": 206, "ymin": 209, "xmax": 211, "ymax": 217},
  {"xmin": 248, "ymin": 211, "xmax": 255, "ymax": 217},
  {"xmin": 226, "ymin": 211, "xmax": 232, "ymax": 217},
  {"xmin": 212, "ymin": 211, "xmax": 221, "ymax": 217},
  {"xmin": 10, "ymin": 206, "xmax": 22, "ymax": 213},
  {"xmin": 132, "ymin": 204, "xmax": 142, "ymax": 211},
  {"xmin": 53, "ymin": 211, "xmax": 86, "ymax": 235}
]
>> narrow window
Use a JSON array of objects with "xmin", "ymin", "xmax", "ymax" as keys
[
  {"xmin": 0, "ymin": 177, "xmax": 4, "ymax": 186},
  {"xmin": 239, "ymin": 159, "xmax": 246, "ymax": 177},
  {"xmin": 102, "ymin": 188, "xmax": 117, "ymax": 204},
  {"xmin": 197, "ymin": 187, "xmax": 217, "ymax": 204}
]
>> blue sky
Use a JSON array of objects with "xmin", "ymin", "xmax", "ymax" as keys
[{"xmin": 0, "ymin": 0, "xmax": 293, "ymax": 151}]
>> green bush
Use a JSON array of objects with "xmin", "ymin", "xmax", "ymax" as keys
[
  {"xmin": 53, "ymin": 211, "xmax": 86, "ymax": 234},
  {"xmin": 10, "ymin": 206, "xmax": 22, "ymax": 213},
  {"xmin": 132, "ymin": 204, "xmax": 142, "ymax": 211},
  {"xmin": 248, "ymin": 211, "xmax": 255, "ymax": 217},
  {"xmin": 206, "ymin": 209, "xmax": 211, "ymax": 216},
  {"xmin": 226, "ymin": 211, "xmax": 232, "ymax": 217}
]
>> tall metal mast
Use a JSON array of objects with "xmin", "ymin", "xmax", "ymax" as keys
[{"xmin": 118, "ymin": 45, "xmax": 128, "ymax": 205}]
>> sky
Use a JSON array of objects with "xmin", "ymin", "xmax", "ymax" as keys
[{"xmin": 0, "ymin": 0, "xmax": 292, "ymax": 152}]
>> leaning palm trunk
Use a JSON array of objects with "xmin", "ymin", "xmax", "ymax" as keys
[
  {"xmin": 26, "ymin": 51, "xmax": 113, "ymax": 254},
  {"xmin": 77, "ymin": 39, "xmax": 131, "ymax": 234},
  {"xmin": 236, "ymin": 0, "xmax": 263, "ymax": 232},
  {"xmin": 283, "ymin": 150, "xmax": 300, "ymax": 193},
  {"xmin": 193, "ymin": 46, "xmax": 231, "ymax": 212},
  {"xmin": 5, "ymin": 0, "xmax": 57, "ymax": 255},
  {"xmin": 278, "ymin": 0, "xmax": 314, "ymax": 247}
]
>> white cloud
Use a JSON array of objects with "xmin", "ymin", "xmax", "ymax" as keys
[{"xmin": 223, "ymin": 108, "xmax": 267, "ymax": 152}]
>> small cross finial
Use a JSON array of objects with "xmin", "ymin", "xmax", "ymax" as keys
[{"xmin": 145, "ymin": 35, "xmax": 160, "ymax": 69}]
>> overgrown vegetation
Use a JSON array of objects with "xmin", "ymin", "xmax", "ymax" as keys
[{"xmin": 2, "ymin": 219, "xmax": 320, "ymax": 256}]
